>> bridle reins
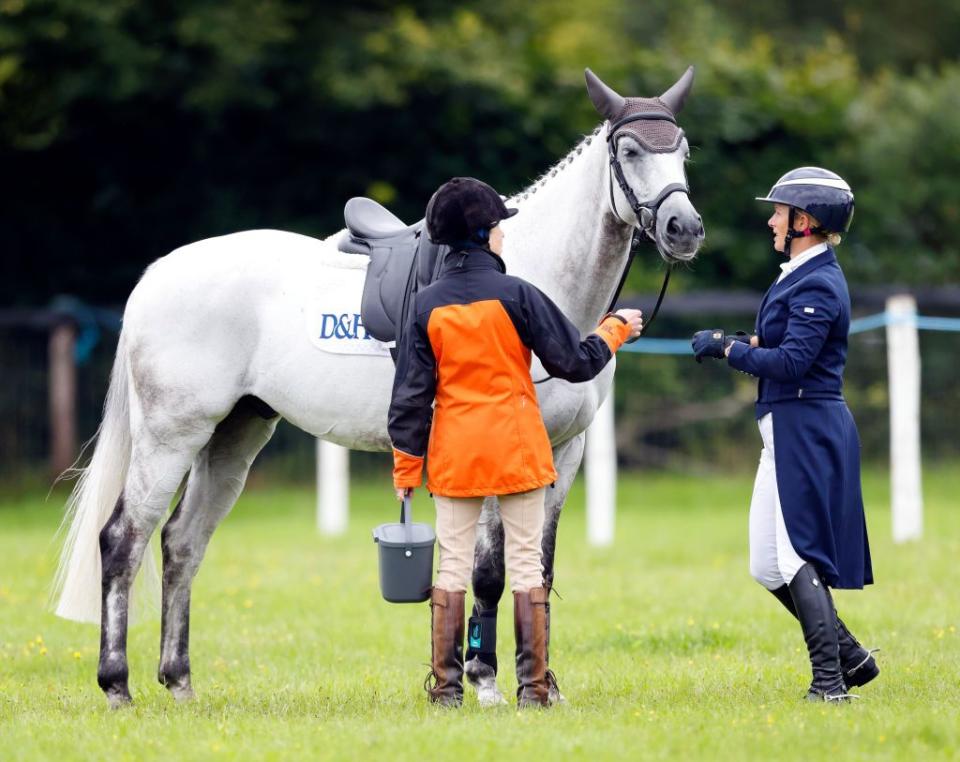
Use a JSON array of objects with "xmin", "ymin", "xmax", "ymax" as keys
[{"xmin": 532, "ymin": 113, "xmax": 687, "ymax": 385}]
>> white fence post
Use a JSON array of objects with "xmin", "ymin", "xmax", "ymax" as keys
[
  {"xmin": 886, "ymin": 294, "xmax": 923, "ymax": 543},
  {"xmin": 317, "ymin": 439, "xmax": 349, "ymax": 535},
  {"xmin": 585, "ymin": 387, "xmax": 616, "ymax": 547}
]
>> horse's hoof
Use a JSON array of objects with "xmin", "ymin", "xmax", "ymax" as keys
[
  {"xmin": 170, "ymin": 685, "xmax": 196, "ymax": 703},
  {"xmin": 105, "ymin": 690, "xmax": 132, "ymax": 710},
  {"xmin": 546, "ymin": 669, "xmax": 567, "ymax": 706},
  {"xmin": 464, "ymin": 656, "xmax": 506, "ymax": 706},
  {"xmin": 159, "ymin": 663, "xmax": 195, "ymax": 702},
  {"xmin": 477, "ymin": 684, "xmax": 509, "ymax": 707}
]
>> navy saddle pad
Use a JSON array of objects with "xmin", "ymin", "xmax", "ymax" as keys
[{"xmin": 338, "ymin": 197, "xmax": 448, "ymax": 349}]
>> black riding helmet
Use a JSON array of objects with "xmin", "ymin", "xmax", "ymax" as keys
[
  {"xmin": 756, "ymin": 167, "xmax": 854, "ymax": 255},
  {"xmin": 425, "ymin": 177, "xmax": 518, "ymax": 245}
]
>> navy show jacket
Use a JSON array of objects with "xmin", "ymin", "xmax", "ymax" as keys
[
  {"xmin": 727, "ymin": 247, "xmax": 872, "ymax": 589},
  {"xmin": 728, "ymin": 247, "xmax": 848, "ymax": 412}
]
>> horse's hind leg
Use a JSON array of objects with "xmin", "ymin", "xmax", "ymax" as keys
[
  {"xmin": 465, "ymin": 497, "xmax": 507, "ymax": 706},
  {"xmin": 464, "ymin": 433, "xmax": 585, "ymax": 706},
  {"xmin": 540, "ymin": 432, "xmax": 585, "ymax": 704},
  {"xmin": 158, "ymin": 397, "xmax": 278, "ymax": 701},
  {"xmin": 98, "ymin": 426, "xmax": 213, "ymax": 708}
]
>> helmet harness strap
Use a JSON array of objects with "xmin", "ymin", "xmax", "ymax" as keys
[
  {"xmin": 784, "ymin": 206, "xmax": 797, "ymax": 257},
  {"xmin": 783, "ymin": 206, "xmax": 824, "ymax": 257}
]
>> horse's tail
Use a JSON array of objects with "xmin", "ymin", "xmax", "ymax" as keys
[{"xmin": 51, "ymin": 331, "xmax": 137, "ymax": 623}]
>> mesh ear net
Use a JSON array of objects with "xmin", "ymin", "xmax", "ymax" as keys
[{"xmin": 611, "ymin": 97, "xmax": 683, "ymax": 152}]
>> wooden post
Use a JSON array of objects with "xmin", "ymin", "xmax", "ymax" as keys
[
  {"xmin": 585, "ymin": 387, "xmax": 616, "ymax": 547},
  {"xmin": 317, "ymin": 439, "xmax": 349, "ymax": 535},
  {"xmin": 886, "ymin": 294, "xmax": 923, "ymax": 543},
  {"xmin": 49, "ymin": 320, "xmax": 78, "ymax": 475}
]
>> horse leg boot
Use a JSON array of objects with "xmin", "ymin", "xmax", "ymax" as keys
[
  {"xmin": 514, "ymin": 586, "xmax": 549, "ymax": 708},
  {"xmin": 466, "ymin": 602, "xmax": 506, "ymax": 706},
  {"xmin": 787, "ymin": 564, "xmax": 849, "ymax": 701},
  {"xmin": 426, "ymin": 588, "xmax": 465, "ymax": 707},
  {"xmin": 768, "ymin": 585, "xmax": 879, "ymax": 688},
  {"xmin": 466, "ymin": 497, "xmax": 508, "ymax": 706}
]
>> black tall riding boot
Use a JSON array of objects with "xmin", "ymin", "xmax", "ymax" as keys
[
  {"xmin": 787, "ymin": 564, "xmax": 848, "ymax": 701},
  {"xmin": 769, "ymin": 584, "xmax": 879, "ymax": 688}
]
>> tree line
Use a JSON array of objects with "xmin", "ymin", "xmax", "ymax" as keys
[{"xmin": 3, "ymin": 0, "xmax": 959, "ymax": 306}]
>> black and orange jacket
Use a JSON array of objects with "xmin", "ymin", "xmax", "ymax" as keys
[{"xmin": 388, "ymin": 247, "xmax": 632, "ymax": 498}]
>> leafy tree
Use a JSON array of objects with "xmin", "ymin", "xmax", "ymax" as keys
[{"xmin": 1, "ymin": 0, "xmax": 958, "ymax": 306}]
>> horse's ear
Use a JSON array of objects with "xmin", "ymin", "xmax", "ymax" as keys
[
  {"xmin": 584, "ymin": 68, "xmax": 625, "ymax": 121},
  {"xmin": 659, "ymin": 65, "xmax": 695, "ymax": 115}
]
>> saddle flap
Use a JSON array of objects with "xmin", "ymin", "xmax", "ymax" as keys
[
  {"xmin": 346, "ymin": 198, "xmax": 450, "ymax": 353},
  {"xmin": 359, "ymin": 231, "xmax": 419, "ymax": 343}
]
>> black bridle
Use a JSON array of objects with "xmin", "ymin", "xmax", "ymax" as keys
[
  {"xmin": 605, "ymin": 111, "xmax": 689, "ymax": 341},
  {"xmin": 532, "ymin": 113, "xmax": 687, "ymax": 385}
]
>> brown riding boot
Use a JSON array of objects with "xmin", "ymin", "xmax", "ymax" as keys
[
  {"xmin": 514, "ymin": 586, "xmax": 549, "ymax": 708},
  {"xmin": 426, "ymin": 587, "xmax": 465, "ymax": 707}
]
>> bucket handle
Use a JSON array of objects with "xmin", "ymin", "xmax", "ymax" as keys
[{"xmin": 400, "ymin": 493, "xmax": 414, "ymax": 555}]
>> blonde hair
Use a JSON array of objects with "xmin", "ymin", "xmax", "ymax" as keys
[{"xmin": 802, "ymin": 211, "xmax": 842, "ymax": 247}]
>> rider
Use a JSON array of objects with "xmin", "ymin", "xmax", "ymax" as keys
[
  {"xmin": 691, "ymin": 167, "xmax": 878, "ymax": 701},
  {"xmin": 388, "ymin": 176, "xmax": 643, "ymax": 708}
]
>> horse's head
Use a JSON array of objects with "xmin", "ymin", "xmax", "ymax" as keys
[{"xmin": 585, "ymin": 67, "xmax": 704, "ymax": 263}]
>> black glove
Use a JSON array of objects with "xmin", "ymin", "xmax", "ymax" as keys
[{"xmin": 691, "ymin": 330, "xmax": 751, "ymax": 363}]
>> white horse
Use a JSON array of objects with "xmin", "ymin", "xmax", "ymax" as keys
[{"xmin": 53, "ymin": 68, "xmax": 704, "ymax": 708}]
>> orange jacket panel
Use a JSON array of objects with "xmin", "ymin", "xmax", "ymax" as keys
[{"xmin": 389, "ymin": 248, "xmax": 630, "ymax": 497}]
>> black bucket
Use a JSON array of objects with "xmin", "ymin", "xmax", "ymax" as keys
[{"xmin": 372, "ymin": 495, "xmax": 435, "ymax": 603}]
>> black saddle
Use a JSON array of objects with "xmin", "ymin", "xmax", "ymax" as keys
[{"xmin": 339, "ymin": 197, "xmax": 449, "ymax": 353}]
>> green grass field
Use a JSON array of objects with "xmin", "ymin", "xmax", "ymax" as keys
[{"xmin": 1, "ymin": 466, "xmax": 958, "ymax": 761}]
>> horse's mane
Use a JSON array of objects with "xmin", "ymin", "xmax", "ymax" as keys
[{"xmin": 510, "ymin": 125, "xmax": 604, "ymax": 205}]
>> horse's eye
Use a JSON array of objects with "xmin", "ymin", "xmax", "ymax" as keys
[{"xmin": 623, "ymin": 148, "xmax": 637, "ymax": 158}]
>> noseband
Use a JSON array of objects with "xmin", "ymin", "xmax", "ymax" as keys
[{"xmin": 606, "ymin": 112, "xmax": 690, "ymax": 237}]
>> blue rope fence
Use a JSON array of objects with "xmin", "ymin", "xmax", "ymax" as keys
[
  {"xmin": 19, "ymin": 301, "xmax": 960, "ymax": 360},
  {"xmin": 621, "ymin": 311, "xmax": 960, "ymax": 355}
]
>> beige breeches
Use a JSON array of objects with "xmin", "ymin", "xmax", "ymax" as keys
[{"xmin": 433, "ymin": 488, "xmax": 545, "ymax": 593}]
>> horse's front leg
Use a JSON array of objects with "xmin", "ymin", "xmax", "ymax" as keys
[
  {"xmin": 541, "ymin": 432, "xmax": 586, "ymax": 704},
  {"xmin": 465, "ymin": 497, "xmax": 508, "ymax": 706}
]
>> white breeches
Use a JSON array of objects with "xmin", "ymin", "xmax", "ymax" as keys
[{"xmin": 749, "ymin": 413, "xmax": 806, "ymax": 589}]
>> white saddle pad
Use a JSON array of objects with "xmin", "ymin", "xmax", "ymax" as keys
[{"xmin": 305, "ymin": 290, "xmax": 393, "ymax": 357}]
